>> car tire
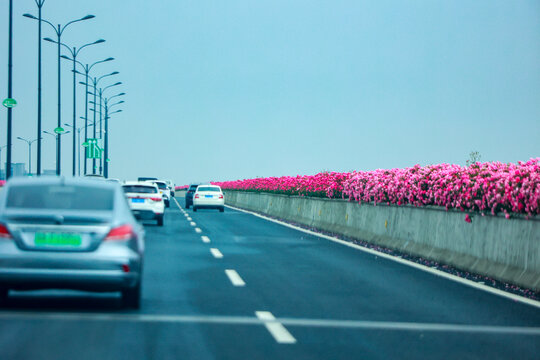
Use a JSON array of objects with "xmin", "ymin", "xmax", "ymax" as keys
[
  {"xmin": 0, "ymin": 287, "xmax": 8, "ymax": 305},
  {"xmin": 193, "ymin": 206, "xmax": 197, "ymax": 212},
  {"xmin": 122, "ymin": 282, "xmax": 141, "ymax": 309},
  {"xmin": 165, "ymin": 200, "xmax": 170, "ymax": 208},
  {"xmin": 219, "ymin": 207, "xmax": 224, "ymax": 212},
  {"xmin": 157, "ymin": 215, "xmax": 164, "ymax": 226},
  {"xmin": 185, "ymin": 204, "xmax": 190, "ymax": 209}
]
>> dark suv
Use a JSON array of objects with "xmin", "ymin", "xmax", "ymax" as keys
[{"xmin": 185, "ymin": 184, "xmax": 199, "ymax": 209}]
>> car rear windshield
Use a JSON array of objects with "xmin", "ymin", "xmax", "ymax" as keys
[
  {"xmin": 197, "ymin": 187, "xmax": 220, "ymax": 192},
  {"xmin": 123, "ymin": 185, "xmax": 157, "ymax": 194},
  {"xmin": 155, "ymin": 183, "xmax": 168, "ymax": 190},
  {"xmin": 6, "ymin": 184, "xmax": 114, "ymax": 210}
]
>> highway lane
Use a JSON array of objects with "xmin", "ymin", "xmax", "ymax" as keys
[{"xmin": 0, "ymin": 194, "xmax": 538, "ymax": 359}]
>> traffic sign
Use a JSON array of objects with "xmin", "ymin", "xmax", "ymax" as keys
[
  {"xmin": 54, "ymin": 127, "xmax": 65, "ymax": 134},
  {"xmin": 2, "ymin": 98, "xmax": 17, "ymax": 108},
  {"xmin": 85, "ymin": 138, "xmax": 102, "ymax": 159}
]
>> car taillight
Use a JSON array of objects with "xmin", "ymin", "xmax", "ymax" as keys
[
  {"xmin": 150, "ymin": 197, "xmax": 162, "ymax": 202},
  {"xmin": 0, "ymin": 224, "xmax": 12, "ymax": 238},
  {"xmin": 105, "ymin": 224, "xmax": 135, "ymax": 241},
  {"xmin": 219, "ymin": 194, "xmax": 224, "ymax": 199},
  {"xmin": 195, "ymin": 194, "xmax": 199, "ymax": 199}
]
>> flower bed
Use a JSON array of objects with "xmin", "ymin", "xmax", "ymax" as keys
[{"xmin": 213, "ymin": 158, "xmax": 540, "ymax": 217}]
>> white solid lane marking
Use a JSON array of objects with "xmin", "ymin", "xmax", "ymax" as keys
[
  {"xmin": 195, "ymin": 227, "xmax": 202, "ymax": 233},
  {"xmin": 226, "ymin": 205, "xmax": 540, "ymax": 309},
  {"xmin": 0, "ymin": 311, "xmax": 538, "ymax": 335},
  {"xmin": 210, "ymin": 248, "xmax": 223, "ymax": 258},
  {"xmin": 190, "ymin": 222, "xmax": 196, "ymax": 226},
  {"xmin": 225, "ymin": 269, "xmax": 245, "ymax": 286},
  {"xmin": 256, "ymin": 311, "xmax": 297, "ymax": 344},
  {"xmin": 201, "ymin": 236, "xmax": 210, "ymax": 243}
]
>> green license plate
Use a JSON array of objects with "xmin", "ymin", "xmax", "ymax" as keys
[{"xmin": 34, "ymin": 232, "xmax": 82, "ymax": 247}]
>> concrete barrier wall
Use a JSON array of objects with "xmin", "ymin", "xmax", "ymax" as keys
[{"xmin": 224, "ymin": 191, "xmax": 540, "ymax": 290}]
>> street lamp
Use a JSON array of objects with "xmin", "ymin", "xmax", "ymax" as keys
[
  {"xmin": 80, "ymin": 71, "xmax": 119, "ymax": 174},
  {"xmin": 73, "ymin": 57, "xmax": 114, "ymax": 174},
  {"xmin": 64, "ymin": 122, "xmax": 92, "ymax": 176},
  {"xmin": 16, "ymin": 136, "xmax": 41, "ymax": 176},
  {"xmin": 38, "ymin": 14, "xmax": 95, "ymax": 175},
  {"xmin": 6, "ymin": 0, "xmax": 14, "ymax": 179},
  {"xmin": 51, "ymin": 39, "xmax": 105, "ymax": 177},
  {"xmin": 22, "ymin": 0, "xmax": 46, "ymax": 176},
  {"xmin": 103, "ymin": 95, "xmax": 125, "ymax": 179}
]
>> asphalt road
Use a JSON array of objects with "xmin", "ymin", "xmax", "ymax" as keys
[{"xmin": 0, "ymin": 194, "xmax": 539, "ymax": 359}]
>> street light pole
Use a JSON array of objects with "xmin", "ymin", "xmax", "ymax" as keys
[
  {"xmin": 6, "ymin": 0, "xmax": 13, "ymax": 179},
  {"xmin": 16, "ymin": 137, "xmax": 40, "ymax": 176},
  {"xmin": 103, "ymin": 96, "xmax": 124, "ymax": 179}
]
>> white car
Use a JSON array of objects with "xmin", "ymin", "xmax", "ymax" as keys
[
  {"xmin": 164, "ymin": 179, "xmax": 175, "ymax": 197},
  {"xmin": 146, "ymin": 181, "xmax": 171, "ymax": 208},
  {"xmin": 123, "ymin": 181, "xmax": 165, "ymax": 226},
  {"xmin": 193, "ymin": 185, "xmax": 224, "ymax": 212}
]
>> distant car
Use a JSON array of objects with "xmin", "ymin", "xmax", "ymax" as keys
[
  {"xmin": 146, "ymin": 181, "xmax": 171, "ymax": 208},
  {"xmin": 185, "ymin": 184, "xmax": 200, "ymax": 209},
  {"xmin": 84, "ymin": 174, "xmax": 105, "ymax": 180},
  {"xmin": 0, "ymin": 177, "xmax": 145, "ymax": 308},
  {"xmin": 123, "ymin": 181, "xmax": 165, "ymax": 226},
  {"xmin": 164, "ymin": 180, "xmax": 175, "ymax": 197},
  {"xmin": 193, "ymin": 185, "xmax": 225, "ymax": 212},
  {"xmin": 106, "ymin": 178, "xmax": 121, "ymax": 183},
  {"xmin": 137, "ymin": 177, "xmax": 157, "ymax": 182}
]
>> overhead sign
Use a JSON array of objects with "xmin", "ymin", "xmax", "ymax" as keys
[
  {"xmin": 86, "ymin": 138, "xmax": 102, "ymax": 159},
  {"xmin": 2, "ymin": 98, "xmax": 17, "ymax": 108}
]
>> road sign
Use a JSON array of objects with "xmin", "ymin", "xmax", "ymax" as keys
[
  {"xmin": 86, "ymin": 138, "xmax": 102, "ymax": 159},
  {"xmin": 2, "ymin": 98, "xmax": 17, "ymax": 108},
  {"xmin": 54, "ymin": 127, "xmax": 65, "ymax": 134}
]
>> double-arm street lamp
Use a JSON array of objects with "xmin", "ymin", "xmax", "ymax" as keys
[
  {"xmin": 44, "ymin": 39, "xmax": 105, "ymax": 177},
  {"xmin": 64, "ymin": 121, "xmax": 92, "ymax": 176},
  {"xmin": 24, "ymin": 13, "xmax": 95, "ymax": 175},
  {"xmin": 103, "ymin": 94, "xmax": 125, "ymax": 178},
  {"xmin": 80, "ymin": 71, "xmax": 119, "ymax": 174},
  {"xmin": 73, "ymin": 58, "xmax": 114, "ymax": 174},
  {"xmin": 16, "ymin": 137, "xmax": 41, "ymax": 176}
]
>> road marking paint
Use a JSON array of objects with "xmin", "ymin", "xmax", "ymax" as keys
[
  {"xmin": 190, "ymin": 221, "xmax": 196, "ymax": 226},
  {"xmin": 195, "ymin": 227, "xmax": 202, "ymax": 233},
  {"xmin": 187, "ymin": 217, "xmax": 192, "ymax": 221},
  {"xmin": 201, "ymin": 235, "xmax": 210, "ymax": 243},
  {"xmin": 0, "ymin": 311, "xmax": 538, "ymax": 335},
  {"xmin": 210, "ymin": 248, "xmax": 223, "ymax": 258},
  {"xmin": 225, "ymin": 205, "xmax": 540, "ymax": 309},
  {"xmin": 256, "ymin": 311, "xmax": 297, "ymax": 344},
  {"xmin": 225, "ymin": 269, "xmax": 245, "ymax": 286}
]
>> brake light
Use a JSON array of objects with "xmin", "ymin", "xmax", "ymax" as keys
[
  {"xmin": 195, "ymin": 194, "xmax": 199, "ymax": 199},
  {"xmin": 219, "ymin": 194, "xmax": 224, "ymax": 199},
  {"xmin": 0, "ymin": 224, "xmax": 12, "ymax": 238},
  {"xmin": 150, "ymin": 197, "xmax": 162, "ymax": 202},
  {"xmin": 105, "ymin": 224, "xmax": 135, "ymax": 241}
]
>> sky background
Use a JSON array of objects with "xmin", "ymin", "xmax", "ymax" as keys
[{"xmin": 0, "ymin": 0, "xmax": 539, "ymax": 185}]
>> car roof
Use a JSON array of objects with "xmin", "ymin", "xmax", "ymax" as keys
[
  {"xmin": 6, "ymin": 176, "xmax": 117, "ymax": 189},
  {"xmin": 123, "ymin": 181, "xmax": 158, "ymax": 187}
]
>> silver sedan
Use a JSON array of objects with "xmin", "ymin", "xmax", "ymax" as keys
[{"xmin": 0, "ymin": 177, "xmax": 144, "ymax": 308}]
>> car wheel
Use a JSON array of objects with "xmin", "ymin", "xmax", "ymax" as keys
[
  {"xmin": 157, "ymin": 215, "xmax": 164, "ymax": 226},
  {"xmin": 165, "ymin": 200, "xmax": 170, "ymax": 208},
  {"xmin": 122, "ymin": 282, "xmax": 141, "ymax": 309},
  {"xmin": 0, "ymin": 287, "xmax": 8, "ymax": 305},
  {"xmin": 219, "ymin": 207, "xmax": 224, "ymax": 212},
  {"xmin": 185, "ymin": 204, "xmax": 190, "ymax": 209},
  {"xmin": 193, "ymin": 206, "xmax": 197, "ymax": 212}
]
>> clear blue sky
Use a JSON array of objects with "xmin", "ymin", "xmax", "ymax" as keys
[{"xmin": 1, "ymin": 0, "xmax": 539, "ymax": 185}]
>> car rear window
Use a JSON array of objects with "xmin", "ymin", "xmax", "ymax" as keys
[
  {"xmin": 123, "ymin": 185, "xmax": 157, "ymax": 194},
  {"xmin": 197, "ymin": 186, "xmax": 221, "ymax": 192},
  {"xmin": 155, "ymin": 183, "xmax": 168, "ymax": 190},
  {"xmin": 6, "ymin": 185, "xmax": 114, "ymax": 211}
]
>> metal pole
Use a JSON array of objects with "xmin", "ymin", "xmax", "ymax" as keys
[
  {"xmin": 84, "ymin": 68, "xmax": 89, "ymax": 174},
  {"xmin": 77, "ymin": 128, "xmax": 81, "ymax": 176},
  {"xmin": 92, "ymin": 78, "xmax": 97, "ymax": 174},
  {"xmin": 104, "ymin": 105, "xmax": 109, "ymax": 178},
  {"xmin": 36, "ymin": 2, "xmax": 43, "ymax": 176},
  {"xmin": 6, "ymin": 0, "xmax": 13, "ymax": 179},
  {"xmin": 28, "ymin": 142, "xmax": 31, "ymax": 175},
  {"xmin": 99, "ymin": 89, "xmax": 103, "ymax": 175},
  {"xmin": 72, "ymin": 50, "xmax": 76, "ymax": 176},
  {"xmin": 56, "ymin": 26, "xmax": 61, "ymax": 176}
]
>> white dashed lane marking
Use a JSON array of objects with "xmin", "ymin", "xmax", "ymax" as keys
[
  {"xmin": 190, "ymin": 222, "xmax": 196, "ymax": 226},
  {"xmin": 195, "ymin": 228, "xmax": 202, "ymax": 233},
  {"xmin": 225, "ymin": 269, "xmax": 245, "ymax": 287},
  {"xmin": 201, "ymin": 236, "xmax": 210, "ymax": 243},
  {"xmin": 256, "ymin": 311, "xmax": 297, "ymax": 344},
  {"xmin": 210, "ymin": 248, "xmax": 223, "ymax": 258}
]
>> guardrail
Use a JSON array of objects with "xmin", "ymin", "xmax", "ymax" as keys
[{"xmin": 224, "ymin": 191, "xmax": 540, "ymax": 291}]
